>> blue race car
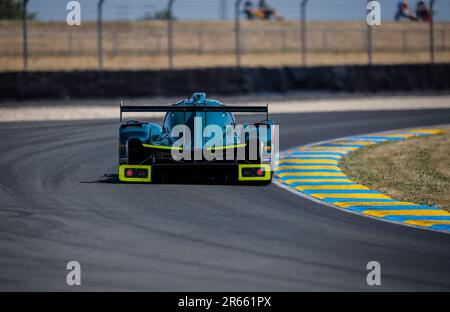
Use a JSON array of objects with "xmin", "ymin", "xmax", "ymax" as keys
[{"xmin": 118, "ymin": 93, "xmax": 274, "ymax": 184}]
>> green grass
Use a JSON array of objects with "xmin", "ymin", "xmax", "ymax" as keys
[{"xmin": 341, "ymin": 129, "xmax": 450, "ymax": 211}]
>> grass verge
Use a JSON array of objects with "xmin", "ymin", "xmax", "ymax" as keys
[{"xmin": 340, "ymin": 128, "xmax": 450, "ymax": 211}]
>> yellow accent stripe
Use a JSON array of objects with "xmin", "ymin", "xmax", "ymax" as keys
[
  {"xmin": 299, "ymin": 147, "xmax": 357, "ymax": 151},
  {"xmin": 368, "ymin": 133, "xmax": 416, "ymax": 138},
  {"xmin": 277, "ymin": 165, "xmax": 341, "ymax": 170},
  {"xmin": 404, "ymin": 220, "xmax": 450, "ymax": 227},
  {"xmin": 143, "ymin": 144, "xmax": 182, "ymax": 150},
  {"xmin": 407, "ymin": 129, "xmax": 443, "ymax": 134},
  {"xmin": 277, "ymin": 159, "xmax": 338, "ymax": 164},
  {"xmin": 334, "ymin": 201, "xmax": 416, "ymax": 208},
  {"xmin": 285, "ymin": 179, "xmax": 353, "ymax": 183},
  {"xmin": 312, "ymin": 194, "xmax": 391, "ymax": 199},
  {"xmin": 283, "ymin": 154, "xmax": 343, "ymax": 158},
  {"xmin": 207, "ymin": 144, "xmax": 247, "ymax": 150},
  {"xmin": 328, "ymin": 141, "xmax": 375, "ymax": 145},
  {"xmin": 364, "ymin": 210, "xmax": 450, "ymax": 217},
  {"xmin": 276, "ymin": 172, "xmax": 346, "ymax": 177},
  {"xmin": 295, "ymin": 185, "xmax": 370, "ymax": 191},
  {"xmin": 299, "ymin": 146, "xmax": 351, "ymax": 149}
]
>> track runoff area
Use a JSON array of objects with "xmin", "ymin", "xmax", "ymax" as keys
[{"xmin": 274, "ymin": 127, "xmax": 450, "ymax": 233}]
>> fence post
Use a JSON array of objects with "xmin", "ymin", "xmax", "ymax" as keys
[
  {"xmin": 402, "ymin": 29, "xmax": 407, "ymax": 53},
  {"xmin": 300, "ymin": 0, "xmax": 309, "ymax": 66},
  {"xmin": 22, "ymin": 0, "xmax": 29, "ymax": 71},
  {"xmin": 235, "ymin": 0, "xmax": 243, "ymax": 67},
  {"xmin": 220, "ymin": 0, "xmax": 227, "ymax": 20},
  {"xmin": 167, "ymin": 0, "xmax": 175, "ymax": 69},
  {"xmin": 197, "ymin": 30, "xmax": 204, "ymax": 55},
  {"xmin": 429, "ymin": 0, "xmax": 436, "ymax": 63},
  {"xmin": 322, "ymin": 29, "xmax": 328, "ymax": 53},
  {"xmin": 68, "ymin": 31, "xmax": 74, "ymax": 56},
  {"xmin": 281, "ymin": 29, "xmax": 287, "ymax": 53},
  {"xmin": 156, "ymin": 30, "xmax": 162, "ymax": 54},
  {"xmin": 97, "ymin": 0, "xmax": 105, "ymax": 70},
  {"xmin": 112, "ymin": 32, "xmax": 118, "ymax": 56},
  {"xmin": 366, "ymin": 0, "xmax": 373, "ymax": 65}
]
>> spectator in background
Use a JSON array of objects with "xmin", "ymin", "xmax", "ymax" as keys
[
  {"xmin": 258, "ymin": 0, "xmax": 269, "ymax": 17},
  {"xmin": 416, "ymin": 1, "xmax": 432, "ymax": 22},
  {"xmin": 258, "ymin": 0, "xmax": 282, "ymax": 20},
  {"xmin": 243, "ymin": 0, "xmax": 255, "ymax": 20},
  {"xmin": 395, "ymin": 0, "xmax": 417, "ymax": 21}
]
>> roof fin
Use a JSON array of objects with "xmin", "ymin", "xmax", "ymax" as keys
[{"xmin": 192, "ymin": 93, "xmax": 206, "ymax": 104}]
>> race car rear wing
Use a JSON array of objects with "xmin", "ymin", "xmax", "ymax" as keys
[{"xmin": 119, "ymin": 102, "xmax": 269, "ymax": 122}]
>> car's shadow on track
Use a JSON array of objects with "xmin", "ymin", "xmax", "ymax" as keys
[
  {"xmin": 81, "ymin": 174, "xmax": 121, "ymax": 184},
  {"xmin": 81, "ymin": 174, "xmax": 271, "ymax": 186}
]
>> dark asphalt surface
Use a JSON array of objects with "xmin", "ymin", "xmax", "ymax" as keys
[{"xmin": 0, "ymin": 109, "xmax": 450, "ymax": 291}]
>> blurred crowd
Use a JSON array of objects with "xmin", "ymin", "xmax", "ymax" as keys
[
  {"xmin": 395, "ymin": 0, "xmax": 432, "ymax": 22},
  {"xmin": 241, "ymin": 0, "xmax": 432, "ymax": 23},
  {"xmin": 243, "ymin": 0, "xmax": 283, "ymax": 20}
]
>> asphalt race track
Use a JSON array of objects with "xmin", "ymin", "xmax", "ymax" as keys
[{"xmin": 1, "ymin": 109, "xmax": 450, "ymax": 291}]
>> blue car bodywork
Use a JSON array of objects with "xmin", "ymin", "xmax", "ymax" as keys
[{"xmin": 118, "ymin": 93, "xmax": 274, "ymax": 183}]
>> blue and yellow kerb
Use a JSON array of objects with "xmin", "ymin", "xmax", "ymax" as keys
[{"xmin": 274, "ymin": 128, "xmax": 450, "ymax": 233}]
